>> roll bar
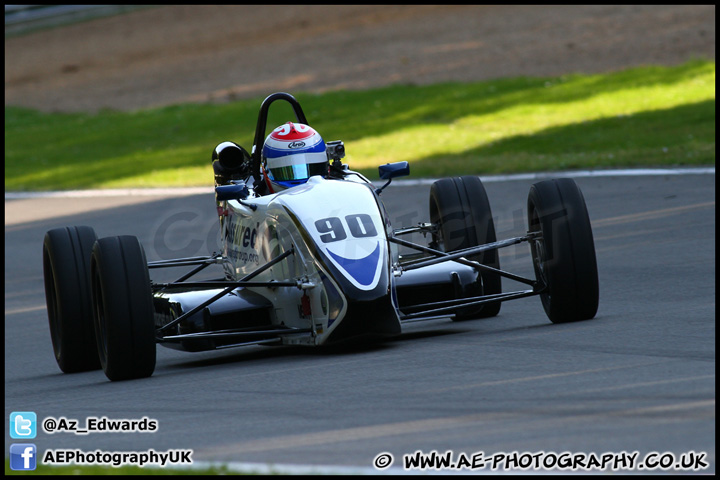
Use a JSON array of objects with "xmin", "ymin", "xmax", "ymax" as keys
[{"xmin": 251, "ymin": 92, "xmax": 309, "ymax": 183}]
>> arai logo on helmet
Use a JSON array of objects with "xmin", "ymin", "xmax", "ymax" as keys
[{"xmin": 288, "ymin": 141, "xmax": 306, "ymax": 149}]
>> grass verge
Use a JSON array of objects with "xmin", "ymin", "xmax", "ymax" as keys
[{"xmin": 5, "ymin": 59, "xmax": 715, "ymax": 191}]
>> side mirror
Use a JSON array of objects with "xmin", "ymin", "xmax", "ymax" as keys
[
  {"xmin": 375, "ymin": 162, "xmax": 410, "ymax": 195},
  {"xmin": 215, "ymin": 183, "xmax": 249, "ymax": 201},
  {"xmin": 378, "ymin": 161, "xmax": 410, "ymax": 180}
]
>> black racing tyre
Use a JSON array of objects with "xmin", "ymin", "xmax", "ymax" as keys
[
  {"xmin": 43, "ymin": 226, "xmax": 101, "ymax": 373},
  {"xmin": 91, "ymin": 235, "xmax": 156, "ymax": 381},
  {"xmin": 527, "ymin": 178, "xmax": 599, "ymax": 323},
  {"xmin": 429, "ymin": 175, "xmax": 502, "ymax": 320}
]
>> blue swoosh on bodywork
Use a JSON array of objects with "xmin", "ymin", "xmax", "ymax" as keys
[{"xmin": 326, "ymin": 242, "xmax": 380, "ymax": 286}]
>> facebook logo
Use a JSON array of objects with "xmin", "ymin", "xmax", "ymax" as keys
[
  {"xmin": 10, "ymin": 443, "xmax": 37, "ymax": 470},
  {"xmin": 10, "ymin": 411, "xmax": 37, "ymax": 439}
]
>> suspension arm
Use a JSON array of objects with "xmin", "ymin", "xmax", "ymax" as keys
[
  {"xmin": 156, "ymin": 248, "xmax": 294, "ymax": 334},
  {"xmin": 390, "ymin": 235, "xmax": 539, "ymax": 286}
]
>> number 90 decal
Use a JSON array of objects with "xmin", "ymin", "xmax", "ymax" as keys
[{"xmin": 314, "ymin": 214, "xmax": 378, "ymax": 243}]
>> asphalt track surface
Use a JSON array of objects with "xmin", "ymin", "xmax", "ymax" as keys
[{"xmin": 5, "ymin": 170, "xmax": 715, "ymax": 474}]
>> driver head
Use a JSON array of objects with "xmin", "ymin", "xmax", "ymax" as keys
[{"xmin": 261, "ymin": 122, "xmax": 328, "ymax": 193}]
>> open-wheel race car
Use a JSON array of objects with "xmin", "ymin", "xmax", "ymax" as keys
[{"xmin": 43, "ymin": 92, "xmax": 599, "ymax": 381}]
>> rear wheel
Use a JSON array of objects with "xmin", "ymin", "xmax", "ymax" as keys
[
  {"xmin": 429, "ymin": 176, "xmax": 501, "ymax": 319},
  {"xmin": 527, "ymin": 178, "xmax": 599, "ymax": 323},
  {"xmin": 91, "ymin": 235, "xmax": 156, "ymax": 381},
  {"xmin": 43, "ymin": 226, "xmax": 101, "ymax": 373}
]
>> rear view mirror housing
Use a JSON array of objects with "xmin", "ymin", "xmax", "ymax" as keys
[
  {"xmin": 376, "ymin": 162, "xmax": 410, "ymax": 195},
  {"xmin": 378, "ymin": 161, "xmax": 410, "ymax": 180}
]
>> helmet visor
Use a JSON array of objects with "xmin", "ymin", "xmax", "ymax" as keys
[
  {"xmin": 269, "ymin": 162, "xmax": 328, "ymax": 182},
  {"xmin": 266, "ymin": 152, "xmax": 328, "ymax": 182}
]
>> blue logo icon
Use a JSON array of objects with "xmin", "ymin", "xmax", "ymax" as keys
[
  {"xmin": 10, "ymin": 444, "xmax": 37, "ymax": 471},
  {"xmin": 327, "ymin": 241, "xmax": 381, "ymax": 286},
  {"xmin": 10, "ymin": 411, "xmax": 37, "ymax": 439}
]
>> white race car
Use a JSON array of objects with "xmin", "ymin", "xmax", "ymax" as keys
[{"xmin": 42, "ymin": 92, "xmax": 599, "ymax": 381}]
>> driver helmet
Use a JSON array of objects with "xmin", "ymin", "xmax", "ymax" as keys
[{"xmin": 261, "ymin": 122, "xmax": 328, "ymax": 192}]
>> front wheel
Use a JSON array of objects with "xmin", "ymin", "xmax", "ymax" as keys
[
  {"xmin": 91, "ymin": 235, "xmax": 156, "ymax": 381},
  {"xmin": 527, "ymin": 178, "xmax": 599, "ymax": 323}
]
